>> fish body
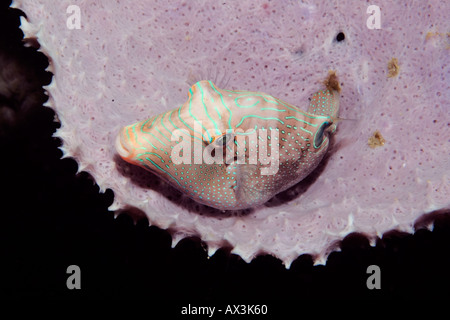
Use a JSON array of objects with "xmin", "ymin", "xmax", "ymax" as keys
[{"xmin": 116, "ymin": 80, "xmax": 339, "ymax": 210}]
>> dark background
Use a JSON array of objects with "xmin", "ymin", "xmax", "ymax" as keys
[{"xmin": 1, "ymin": 0, "xmax": 449, "ymax": 302}]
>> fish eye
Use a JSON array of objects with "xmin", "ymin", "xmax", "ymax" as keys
[
  {"xmin": 314, "ymin": 121, "xmax": 332, "ymax": 148},
  {"xmin": 214, "ymin": 133, "xmax": 234, "ymax": 146}
]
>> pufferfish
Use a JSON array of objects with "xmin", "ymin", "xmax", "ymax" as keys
[{"xmin": 116, "ymin": 73, "xmax": 340, "ymax": 210}]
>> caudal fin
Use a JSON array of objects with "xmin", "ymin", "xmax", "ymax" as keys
[{"xmin": 307, "ymin": 71, "xmax": 341, "ymax": 133}]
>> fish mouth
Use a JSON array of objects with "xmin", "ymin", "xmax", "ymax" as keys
[{"xmin": 115, "ymin": 127, "xmax": 133, "ymax": 161}]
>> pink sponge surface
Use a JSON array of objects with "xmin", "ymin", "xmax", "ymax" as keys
[{"xmin": 13, "ymin": 0, "xmax": 449, "ymax": 266}]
